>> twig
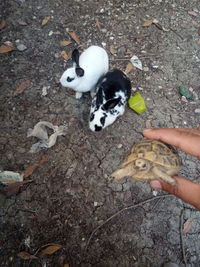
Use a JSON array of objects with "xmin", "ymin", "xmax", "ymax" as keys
[
  {"xmin": 169, "ymin": 28, "xmax": 184, "ymax": 40},
  {"xmin": 85, "ymin": 194, "xmax": 174, "ymax": 251},
  {"xmin": 180, "ymin": 209, "xmax": 187, "ymax": 267}
]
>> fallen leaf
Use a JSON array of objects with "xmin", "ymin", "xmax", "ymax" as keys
[
  {"xmin": 0, "ymin": 20, "xmax": 6, "ymax": 30},
  {"xmin": 0, "ymin": 43, "xmax": 15, "ymax": 54},
  {"xmin": 13, "ymin": 80, "xmax": 31, "ymax": 96},
  {"xmin": 60, "ymin": 40, "xmax": 72, "ymax": 47},
  {"xmin": 42, "ymin": 16, "xmax": 51, "ymax": 26},
  {"xmin": 95, "ymin": 18, "xmax": 102, "ymax": 31},
  {"xmin": 22, "ymin": 155, "xmax": 48, "ymax": 178},
  {"xmin": 182, "ymin": 218, "xmax": 193, "ymax": 234},
  {"xmin": 41, "ymin": 243, "xmax": 63, "ymax": 255},
  {"xmin": 0, "ymin": 180, "xmax": 33, "ymax": 197},
  {"xmin": 60, "ymin": 50, "xmax": 70, "ymax": 60},
  {"xmin": 187, "ymin": 10, "xmax": 198, "ymax": 17},
  {"xmin": 17, "ymin": 251, "xmax": 38, "ymax": 260},
  {"xmin": 17, "ymin": 19, "xmax": 28, "ymax": 25},
  {"xmin": 68, "ymin": 31, "xmax": 80, "ymax": 45},
  {"xmin": 153, "ymin": 22, "xmax": 170, "ymax": 32},
  {"xmin": 109, "ymin": 45, "xmax": 117, "ymax": 55},
  {"xmin": 124, "ymin": 62, "xmax": 134, "ymax": 74},
  {"xmin": 142, "ymin": 19, "xmax": 153, "ymax": 27}
]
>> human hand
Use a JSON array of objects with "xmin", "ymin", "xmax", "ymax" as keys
[{"xmin": 143, "ymin": 128, "xmax": 200, "ymax": 210}]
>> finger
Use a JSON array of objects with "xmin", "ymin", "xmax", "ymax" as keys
[
  {"xmin": 143, "ymin": 128, "xmax": 200, "ymax": 159},
  {"xmin": 150, "ymin": 177, "xmax": 200, "ymax": 210}
]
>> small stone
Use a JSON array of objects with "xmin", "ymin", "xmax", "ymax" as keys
[
  {"xmin": 152, "ymin": 190, "xmax": 158, "ymax": 196},
  {"xmin": 101, "ymin": 29, "xmax": 107, "ymax": 33},
  {"xmin": 17, "ymin": 44, "xmax": 27, "ymax": 51},
  {"xmin": 117, "ymin": 144, "xmax": 123, "ymax": 149},
  {"xmin": 48, "ymin": 30, "xmax": 53, "ymax": 36},
  {"xmin": 138, "ymin": 87, "xmax": 143, "ymax": 91},
  {"xmin": 101, "ymin": 42, "xmax": 106, "ymax": 47},
  {"xmin": 194, "ymin": 108, "xmax": 200, "ymax": 113},
  {"xmin": 145, "ymin": 76, "xmax": 151, "ymax": 80},
  {"xmin": 181, "ymin": 96, "xmax": 188, "ymax": 102},
  {"xmin": 94, "ymin": 201, "xmax": 98, "ymax": 207},
  {"xmin": 152, "ymin": 65, "xmax": 159, "ymax": 69},
  {"xmin": 143, "ymin": 67, "xmax": 149, "ymax": 72},
  {"xmin": 42, "ymin": 86, "xmax": 48, "ymax": 96}
]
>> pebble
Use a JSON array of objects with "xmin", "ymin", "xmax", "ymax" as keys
[
  {"xmin": 94, "ymin": 201, "xmax": 98, "ymax": 207},
  {"xmin": 17, "ymin": 44, "xmax": 27, "ymax": 51},
  {"xmin": 49, "ymin": 31, "xmax": 54, "ymax": 36},
  {"xmin": 143, "ymin": 67, "xmax": 149, "ymax": 72},
  {"xmin": 194, "ymin": 108, "xmax": 200, "ymax": 113}
]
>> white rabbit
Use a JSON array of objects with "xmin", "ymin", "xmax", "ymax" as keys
[
  {"xmin": 89, "ymin": 69, "xmax": 131, "ymax": 131},
  {"xmin": 60, "ymin": 45, "xmax": 109, "ymax": 99}
]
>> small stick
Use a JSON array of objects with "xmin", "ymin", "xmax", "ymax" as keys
[
  {"xmin": 85, "ymin": 194, "xmax": 174, "ymax": 251},
  {"xmin": 180, "ymin": 209, "xmax": 187, "ymax": 266}
]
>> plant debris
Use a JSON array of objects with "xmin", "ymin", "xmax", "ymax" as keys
[
  {"xmin": 124, "ymin": 62, "xmax": 135, "ymax": 74},
  {"xmin": 17, "ymin": 19, "xmax": 28, "ymax": 25},
  {"xmin": 0, "ymin": 42, "xmax": 15, "ymax": 53},
  {"xmin": 143, "ymin": 18, "xmax": 170, "ymax": 32},
  {"xmin": 17, "ymin": 251, "xmax": 38, "ymax": 260},
  {"xmin": 22, "ymin": 155, "xmax": 48, "ymax": 178},
  {"xmin": 68, "ymin": 31, "xmax": 81, "ymax": 44},
  {"xmin": 0, "ymin": 180, "xmax": 33, "ymax": 197},
  {"xmin": 13, "ymin": 80, "xmax": 32, "ymax": 96},
  {"xmin": 182, "ymin": 218, "xmax": 193, "ymax": 234},
  {"xmin": 60, "ymin": 50, "xmax": 70, "ymax": 60},
  {"xmin": 60, "ymin": 40, "xmax": 72, "ymax": 46},
  {"xmin": 178, "ymin": 86, "xmax": 194, "ymax": 101},
  {"xmin": 42, "ymin": 16, "xmax": 51, "ymax": 26},
  {"xmin": 41, "ymin": 243, "xmax": 63, "ymax": 255}
]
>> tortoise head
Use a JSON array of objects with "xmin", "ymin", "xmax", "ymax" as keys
[{"xmin": 112, "ymin": 159, "xmax": 151, "ymax": 181}]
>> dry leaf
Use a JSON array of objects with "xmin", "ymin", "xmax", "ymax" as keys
[
  {"xmin": 13, "ymin": 80, "xmax": 31, "ymax": 96},
  {"xmin": 68, "ymin": 31, "xmax": 80, "ymax": 45},
  {"xmin": 42, "ymin": 16, "xmax": 51, "ymax": 26},
  {"xmin": 125, "ymin": 62, "xmax": 134, "ymax": 74},
  {"xmin": 95, "ymin": 18, "xmax": 102, "ymax": 31},
  {"xmin": 41, "ymin": 243, "xmax": 63, "ymax": 255},
  {"xmin": 64, "ymin": 264, "xmax": 70, "ymax": 267},
  {"xmin": 187, "ymin": 10, "xmax": 198, "ymax": 17},
  {"xmin": 60, "ymin": 40, "xmax": 72, "ymax": 47},
  {"xmin": 0, "ymin": 44, "xmax": 15, "ymax": 54},
  {"xmin": 134, "ymin": 34, "xmax": 147, "ymax": 41},
  {"xmin": 60, "ymin": 50, "xmax": 70, "ymax": 60},
  {"xmin": 17, "ymin": 251, "xmax": 38, "ymax": 260},
  {"xmin": 182, "ymin": 218, "xmax": 193, "ymax": 234},
  {"xmin": 17, "ymin": 19, "xmax": 28, "ymax": 25},
  {"xmin": 109, "ymin": 45, "xmax": 117, "ymax": 55},
  {"xmin": 153, "ymin": 22, "xmax": 170, "ymax": 32},
  {"xmin": 0, "ymin": 20, "xmax": 6, "ymax": 30},
  {"xmin": 142, "ymin": 19, "xmax": 153, "ymax": 27},
  {"xmin": 0, "ymin": 180, "xmax": 33, "ymax": 197},
  {"xmin": 22, "ymin": 155, "xmax": 48, "ymax": 178}
]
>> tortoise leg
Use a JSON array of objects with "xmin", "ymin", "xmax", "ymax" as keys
[{"xmin": 152, "ymin": 167, "xmax": 176, "ymax": 185}]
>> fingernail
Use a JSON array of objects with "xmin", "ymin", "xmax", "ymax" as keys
[{"xmin": 150, "ymin": 180, "xmax": 162, "ymax": 189}]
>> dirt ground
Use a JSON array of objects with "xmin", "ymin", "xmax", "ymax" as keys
[{"xmin": 1, "ymin": 0, "xmax": 200, "ymax": 266}]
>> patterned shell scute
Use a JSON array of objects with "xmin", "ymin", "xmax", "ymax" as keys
[{"xmin": 131, "ymin": 139, "xmax": 181, "ymax": 169}]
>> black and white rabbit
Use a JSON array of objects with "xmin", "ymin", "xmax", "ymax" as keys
[
  {"xmin": 89, "ymin": 69, "xmax": 131, "ymax": 131},
  {"xmin": 60, "ymin": 45, "xmax": 109, "ymax": 99}
]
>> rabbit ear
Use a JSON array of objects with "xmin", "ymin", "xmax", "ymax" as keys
[
  {"xmin": 103, "ymin": 98, "xmax": 121, "ymax": 110},
  {"xmin": 72, "ymin": 49, "xmax": 80, "ymax": 65},
  {"xmin": 75, "ymin": 67, "xmax": 84, "ymax": 77}
]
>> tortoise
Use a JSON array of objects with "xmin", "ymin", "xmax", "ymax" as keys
[{"xmin": 112, "ymin": 139, "xmax": 182, "ymax": 185}]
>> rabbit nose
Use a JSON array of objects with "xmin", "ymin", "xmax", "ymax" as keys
[{"xmin": 95, "ymin": 125, "xmax": 102, "ymax": 131}]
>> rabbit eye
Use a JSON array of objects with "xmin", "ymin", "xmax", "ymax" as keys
[{"xmin": 67, "ymin": 77, "xmax": 75, "ymax": 82}]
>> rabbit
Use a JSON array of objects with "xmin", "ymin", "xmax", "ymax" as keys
[
  {"xmin": 60, "ymin": 45, "xmax": 109, "ymax": 99},
  {"xmin": 89, "ymin": 69, "xmax": 131, "ymax": 131}
]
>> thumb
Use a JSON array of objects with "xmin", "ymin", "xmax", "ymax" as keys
[{"xmin": 150, "ymin": 176, "xmax": 200, "ymax": 210}]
